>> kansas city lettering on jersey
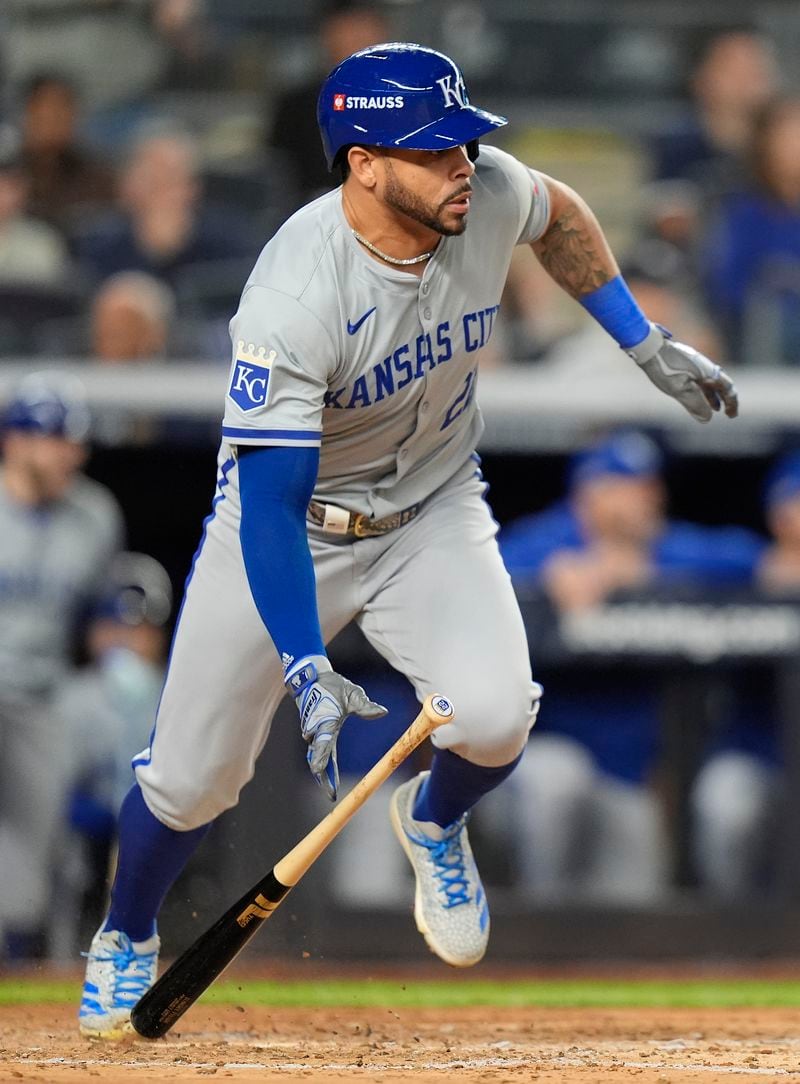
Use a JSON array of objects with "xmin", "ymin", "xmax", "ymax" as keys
[{"xmin": 324, "ymin": 304, "xmax": 499, "ymax": 410}]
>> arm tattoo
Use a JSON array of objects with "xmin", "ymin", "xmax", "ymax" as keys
[{"xmin": 532, "ymin": 204, "xmax": 615, "ymax": 298}]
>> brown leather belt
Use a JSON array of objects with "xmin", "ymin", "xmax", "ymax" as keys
[{"xmin": 308, "ymin": 499, "xmax": 421, "ymax": 538}]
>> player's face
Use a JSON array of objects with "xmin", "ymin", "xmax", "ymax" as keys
[
  {"xmin": 577, "ymin": 475, "xmax": 665, "ymax": 545},
  {"xmin": 378, "ymin": 146, "xmax": 475, "ymax": 237},
  {"xmin": 770, "ymin": 496, "xmax": 800, "ymax": 547},
  {"xmin": 10, "ymin": 432, "xmax": 87, "ymax": 501}
]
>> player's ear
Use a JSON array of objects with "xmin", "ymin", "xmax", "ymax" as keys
[{"xmin": 346, "ymin": 145, "xmax": 381, "ymax": 190}]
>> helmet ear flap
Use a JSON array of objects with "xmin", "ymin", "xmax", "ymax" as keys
[{"xmin": 467, "ymin": 139, "xmax": 480, "ymax": 162}]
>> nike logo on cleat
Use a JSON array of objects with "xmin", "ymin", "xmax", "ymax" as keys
[{"xmin": 347, "ymin": 307, "xmax": 377, "ymax": 335}]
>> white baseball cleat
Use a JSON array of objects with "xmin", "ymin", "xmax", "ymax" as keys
[
  {"xmin": 390, "ymin": 771, "xmax": 489, "ymax": 967},
  {"xmin": 78, "ymin": 928, "xmax": 160, "ymax": 1039}
]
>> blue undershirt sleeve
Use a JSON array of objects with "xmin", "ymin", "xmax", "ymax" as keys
[{"xmin": 237, "ymin": 444, "xmax": 325, "ymax": 667}]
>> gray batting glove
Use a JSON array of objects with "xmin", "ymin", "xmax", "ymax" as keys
[
  {"xmin": 626, "ymin": 323, "xmax": 738, "ymax": 423},
  {"xmin": 285, "ymin": 654, "xmax": 388, "ymax": 801}
]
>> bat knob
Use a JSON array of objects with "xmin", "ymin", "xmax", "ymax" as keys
[{"xmin": 426, "ymin": 694, "xmax": 455, "ymax": 721}]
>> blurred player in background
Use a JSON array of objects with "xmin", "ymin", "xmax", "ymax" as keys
[
  {"xmin": 78, "ymin": 43, "xmax": 738, "ymax": 1038},
  {"xmin": 53, "ymin": 553, "xmax": 172, "ymax": 954},
  {"xmin": 690, "ymin": 450, "xmax": 800, "ymax": 899},
  {"xmin": 0, "ymin": 372, "xmax": 124, "ymax": 959},
  {"xmin": 499, "ymin": 430, "xmax": 764, "ymax": 903}
]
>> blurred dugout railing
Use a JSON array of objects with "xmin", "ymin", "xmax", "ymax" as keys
[{"xmin": 0, "ymin": 361, "xmax": 799, "ymax": 456}]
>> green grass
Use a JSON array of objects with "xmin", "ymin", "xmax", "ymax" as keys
[{"xmin": 3, "ymin": 977, "xmax": 800, "ymax": 1009}]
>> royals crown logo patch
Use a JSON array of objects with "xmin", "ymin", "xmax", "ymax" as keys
[{"xmin": 229, "ymin": 340, "xmax": 277, "ymax": 412}]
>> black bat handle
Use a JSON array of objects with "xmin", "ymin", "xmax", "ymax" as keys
[{"xmin": 130, "ymin": 869, "xmax": 291, "ymax": 1039}]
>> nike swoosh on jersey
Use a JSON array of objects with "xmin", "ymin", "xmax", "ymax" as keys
[{"xmin": 347, "ymin": 307, "xmax": 377, "ymax": 335}]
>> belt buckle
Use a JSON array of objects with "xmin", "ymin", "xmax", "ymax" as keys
[{"xmin": 352, "ymin": 513, "xmax": 371, "ymax": 539}]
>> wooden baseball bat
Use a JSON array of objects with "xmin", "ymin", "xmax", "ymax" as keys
[{"xmin": 130, "ymin": 693, "xmax": 454, "ymax": 1039}]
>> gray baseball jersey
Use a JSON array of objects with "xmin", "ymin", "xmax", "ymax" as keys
[
  {"xmin": 137, "ymin": 145, "xmax": 547, "ymax": 829},
  {"xmin": 0, "ymin": 472, "xmax": 123, "ymax": 933},
  {"xmin": 0, "ymin": 473, "xmax": 124, "ymax": 698},
  {"xmin": 222, "ymin": 145, "xmax": 549, "ymax": 518}
]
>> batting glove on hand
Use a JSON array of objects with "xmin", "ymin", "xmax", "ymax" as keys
[
  {"xmin": 626, "ymin": 323, "xmax": 738, "ymax": 423},
  {"xmin": 285, "ymin": 655, "xmax": 388, "ymax": 801}
]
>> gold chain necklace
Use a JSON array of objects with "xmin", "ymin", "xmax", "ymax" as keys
[{"xmin": 351, "ymin": 229, "xmax": 435, "ymax": 266}]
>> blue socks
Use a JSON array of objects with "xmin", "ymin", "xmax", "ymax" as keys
[
  {"xmin": 103, "ymin": 756, "xmax": 520, "ymax": 939},
  {"xmin": 104, "ymin": 784, "xmax": 211, "ymax": 943},
  {"xmin": 412, "ymin": 747, "xmax": 522, "ymax": 828}
]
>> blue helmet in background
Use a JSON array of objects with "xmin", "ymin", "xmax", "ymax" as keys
[
  {"xmin": 763, "ymin": 450, "xmax": 800, "ymax": 509},
  {"xmin": 317, "ymin": 42, "xmax": 507, "ymax": 170},
  {"xmin": 568, "ymin": 430, "xmax": 664, "ymax": 492},
  {"xmin": 3, "ymin": 371, "xmax": 91, "ymax": 442},
  {"xmin": 96, "ymin": 552, "xmax": 174, "ymax": 628}
]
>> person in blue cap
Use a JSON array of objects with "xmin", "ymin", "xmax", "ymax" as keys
[
  {"xmin": 497, "ymin": 429, "xmax": 766, "ymax": 903},
  {"xmin": 757, "ymin": 451, "xmax": 800, "ymax": 595},
  {"xmin": 690, "ymin": 449, "xmax": 800, "ymax": 899},
  {"xmin": 0, "ymin": 371, "xmax": 124, "ymax": 959},
  {"xmin": 501, "ymin": 429, "xmax": 764, "ymax": 603}
]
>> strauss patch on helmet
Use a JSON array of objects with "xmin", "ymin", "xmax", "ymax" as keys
[{"xmin": 336, "ymin": 94, "xmax": 405, "ymax": 110}]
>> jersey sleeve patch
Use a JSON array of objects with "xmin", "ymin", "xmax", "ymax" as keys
[{"xmin": 228, "ymin": 341, "xmax": 277, "ymax": 412}]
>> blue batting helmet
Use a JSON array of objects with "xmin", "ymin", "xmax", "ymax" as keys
[
  {"xmin": 3, "ymin": 371, "xmax": 91, "ymax": 442},
  {"xmin": 317, "ymin": 42, "xmax": 507, "ymax": 170}
]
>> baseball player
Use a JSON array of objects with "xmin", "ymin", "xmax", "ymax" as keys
[
  {"xmin": 79, "ymin": 43, "xmax": 738, "ymax": 1038},
  {"xmin": 0, "ymin": 372, "xmax": 124, "ymax": 959},
  {"xmin": 54, "ymin": 552, "xmax": 173, "ymax": 953}
]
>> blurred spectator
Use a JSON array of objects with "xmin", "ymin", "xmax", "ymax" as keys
[
  {"xmin": 38, "ymin": 270, "xmax": 223, "ymax": 365},
  {"xmin": 265, "ymin": 0, "xmax": 392, "ymax": 206},
  {"xmin": 537, "ymin": 239, "xmax": 722, "ymax": 375},
  {"xmin": 700, "ymin": 96, "xmax": 800, "ymax": 366},
  {"xmin": 650, "ymin": 28, "xmax": 779, "ymax": 191},
  {"xmin": 151, "ymin": 0, "xmax": 227, "ymax": 93},
  {"xmin": 0, "ymin": 124, "xmax": 71, "ymax": 286},
  {"xmin": 639, "ymin": 179, "xmax": 703, "ymax": 259},
  {"xmin": 73, "ymin": 121, "xmax": 256, "ymax": 289},
  {"xmin": 497, "ymin": 430, "xmax": 765, "ymax": 904},
  {"xmin": 53, "ymin": 552, "xmax": 172, "ymax": 952},
  {"xmin": 17, "ymin": 72, "xmax": 116, "ymax": 232},
  {"xmin": 4, "ymin": 1, "xmax": 173, "ymax": 116},
  {"xmin": 689, "ymin": 451, "xmax": 800, "ymax": 900},
  {"xmin": 0, "ymin": 371, "xmax": 124, "ymax": 959},
  {"xmin": 90, "ymin": 272, "xmax": 174, "ymax": 363}
]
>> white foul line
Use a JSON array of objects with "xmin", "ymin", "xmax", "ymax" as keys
[{"xmin": 9, "ymin": 1053, "xmax": 800, "ymax": 1075}]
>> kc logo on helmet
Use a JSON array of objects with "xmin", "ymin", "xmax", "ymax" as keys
[
  {"xmin": 436, "ymin": 74, "xmax": 467, "ymax": 109},
  {"xmin": 333, "ymin": 93, "xmax": 345, "ymax": 111},
  {"xmin": 228, "ymin": 341, "xmax": 276, "ymax": 412}
]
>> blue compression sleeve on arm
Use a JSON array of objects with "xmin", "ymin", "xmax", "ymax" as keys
[
  {"xmin": 238, "ymin": 444, "xmax": 325, "ymax": 664},
  {"xmin": 578, "ymin": 274, "xmax": 650, "ymax": 349}
]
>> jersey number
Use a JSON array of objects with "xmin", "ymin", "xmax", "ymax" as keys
[{"xmin": 441, "ymin": 369, "xmax": 476, "ymax": 431}]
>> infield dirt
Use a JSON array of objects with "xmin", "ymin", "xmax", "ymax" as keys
[{"xmin": 2, "ymin": 1002, "xmax": 800, "ymax": 1082}]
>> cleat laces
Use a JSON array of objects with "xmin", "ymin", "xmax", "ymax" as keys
[
  {"xmin": 82, "ymin": 936, "xmax": 157, "ymax": 1007},
  {"xmin": 408, "ymin": 817, "xmax": 471, "ymax": 908}
]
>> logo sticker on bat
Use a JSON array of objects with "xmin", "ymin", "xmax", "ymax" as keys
[{"xmin": 236, "ymin": 892, "xmax": 279, "ymax": 926}]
